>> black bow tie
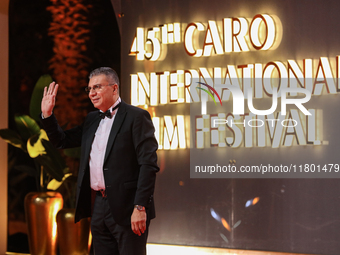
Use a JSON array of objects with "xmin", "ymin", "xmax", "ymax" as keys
[
  {"xmin": 99, "ymin": 110, "xmax": 111, "ymax": 119},
  {"xmin": 99, "ymin": 102, "xmax": 121, "ymax": 119}
]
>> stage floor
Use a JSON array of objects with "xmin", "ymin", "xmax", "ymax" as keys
[{"xmin": 5, "ymin": 244, "xmax": 315, "ymax": 255}]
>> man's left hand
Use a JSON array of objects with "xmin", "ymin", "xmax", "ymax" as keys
[{"xmin": 131, "ymin": 208, "xmax": 147, "ymax": 236}]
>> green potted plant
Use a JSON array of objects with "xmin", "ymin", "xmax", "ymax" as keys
[{"xmin": 0, "ymin": 75, "xmax": 72, "ymax": 255}]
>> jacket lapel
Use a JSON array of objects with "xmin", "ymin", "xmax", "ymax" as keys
[{"xmin": 104, "ymin": 101, "xmax": 127, "ymax": 163}]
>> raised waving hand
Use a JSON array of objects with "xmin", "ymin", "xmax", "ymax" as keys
[{"xmin": 41, "ymin": 81, "xmax": 59, "ymax": 118}]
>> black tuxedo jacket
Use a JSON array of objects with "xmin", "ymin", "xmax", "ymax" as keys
[{"xmin": 41, "ymin": 100, "xmax": 159, "ymax": 225}]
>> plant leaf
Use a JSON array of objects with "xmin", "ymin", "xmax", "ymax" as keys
[
  {"xmin": 30, "ymin": 75, "xmax": 53, "ymax": 122},
  {"xmin": 41, "ymin": 139, "xmax": 67, "ymax": 172},
  {"xmin": 47, "ymin": 173, "xmax": 72, "ymax": 190},
  {"xmin": 15, "ymin": 115, "xmax": 40, "ymax": 142},
  {"xmin": 27, "ymin": 130, "xmax": 48, "ymax": 158},
  {"xmin": 27, "ymin": 136, "xmax": 68, "ymax": 182},
  {"xmin": 0, "ymin": 129, "xmax": 25, "ymax": 150},
  {"xmin": 34, "ymin": 155, "xmax": 65, "ymax": 182}
]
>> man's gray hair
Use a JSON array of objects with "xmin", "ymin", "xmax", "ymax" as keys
[{"xmin": 89, "ymin": 67, "xmax": 120, "ymax": 88}]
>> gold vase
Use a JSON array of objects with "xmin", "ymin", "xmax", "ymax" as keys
[
  {"xmin": 57, "ymin": 208, "xmax": 91, "ymax": 255},
  {"xmin": 24, "ymin": 191, "xmax": 63, "ymax": 255}
]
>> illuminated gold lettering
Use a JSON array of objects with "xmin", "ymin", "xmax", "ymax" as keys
[
  {"xmin": 161, "ymin": 23, "xmax": 181, "ymax": 44},
  {"xmin": 223, "ymin": 18, "xmax": 232, "ymax": 53},
  {"xmin": 249, "ymin": 14, "xmax": 277, "ymax": 50},
  {"xmin": 131, "ymin": 72, "xmax": 161, "ymax": 106},
  {"xmin": 238, "ymin": 64, "xmax": 252, "ymax": 94},
  {"xmin": 131, "ymin": 74, "xmax": 138, "ymax": 106},
  {"xmin": 152, "ymin": 117, "xmax": 162, "ymax": 149},
  {"xmin": 163, "ymin": 115, "xmax": 186, "ymax": 150},
  {"xmin": 304, "ymin": 59, "xmax": 313, "ymax": 92},
  {"xmin": 196, "ymin": 116, "xmax": 205, "ymax": 149},
  {"xmin": 129, "ymin": 27, "xmax": 145, "ymax": 60},
  {"xmin": 137, "ymin": 72, "xmax": 150, "ymax": 105},
  {"xmin": 150, "ymin": 73, "xmax": 158, "ymax": 105},
  {"xmin": 306, "ymin": 109, "xmax": 315, "ymax": 145},
  {"xmin": 282, "ymin": 109, "xmax": 306, "ymax": 146},
  {"xmin": 131, "ymin": 14, "xmax": 282, "ymax": 61},
  {"xmin": 184, "ymin": 22, "xmax": 204, "ymax": 57},
  {"xmin": 210, "ymin": 114, "xmax": 219, "ymax": 147},
  {"xmin": 199, "ymin": 68, "xmax": 214, "ymax": 110},
  {"xmin": 254, "ymin": 63, "xmax": 263, "ymax": 98},
  {"xmin": 193, "ymin": 109, "xmax": 323, "ymax": 149},
  {"xmin": 266, "ymin": 113, "xmax": 285, "ymax": 148},
  {"xmin": 213, "ymin": 67, "xmax": 233, "ymax": 103},
  {"xmin": 244, "ymin": 114, "xmax": 254, "ymax": 148},
  {"xmin": 313, "ymin": 57, "xmax": 337, "ymax": 95},
  {"xmin": 160, "ymin": 71, "xmax": 170, "ymax": 105},
  {"xmin": 177, "ymin": 70, "xmax": 185, "ymax": 103},
  {"xmin": 128, "ymin": 14, "xmax": 333, "ymax": 151},
  {"xmin": 231, "ymin": 18, "xmax": 249, "ymax": 52},
  {"xmin": 217, "ymin": 113, "xmax": 227, "ymax": 147},
  {"xmin": 287, "ymin": 60, "xmax": 305, "ymax": 96},
  {"xmin": 131, "ymin": 72, "xmax": 166, "ymax": 106},
  {"xmin": 184, "ymin": 69, "xmax": 200, "ymax": 102},
  {"xmin": 203, "ymin": 21, "xmax": 224, "ymax": 56},
  {"xmin": 307, "ymin": 109, "xmax": 323, "ymax": 145},
  {"xmin": 153, "ymin": 115, "xmax": 186, "ymax": 150},
  {"xmin": 169, "ymin": 70, "xmax": 185, "ymax": 103},
  {"xmin": 170, "ymin": 71, "xmax": 178, "ymax": 103},
  {"xmin": 177, "ymin": 115, "xmax": 186, "ymax": 148},
  {"xmin": 221, "ymin": 65, "xmax": 241, "ymax": 101},
  {"xmin": 226, "ymin": 114, "xmax": 243, "ymax": 147},
  {"xmin": 145, "ymin": 28, "xmax": 161, "ymax": 61},
  {"xmin": 287, "ymin": 59, "xmax": 313, "ymax": 96},
  {"xmin": 263, "ymin": 61, "xmax": 288, "ymax": 96}
]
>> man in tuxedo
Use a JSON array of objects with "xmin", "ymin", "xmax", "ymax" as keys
[{"xmin": 41, "ymin": 67, "xmax": 159, "ymax": 255}]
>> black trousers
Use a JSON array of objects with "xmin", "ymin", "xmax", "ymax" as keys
[{"xmin": 91, "ymin": 193, "xmax": 149, "ymax": 255}]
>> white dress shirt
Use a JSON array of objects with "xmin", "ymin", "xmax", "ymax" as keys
[{"xmin": 90, "ymin": 97, "xmax": 121, "ymax": 191}]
